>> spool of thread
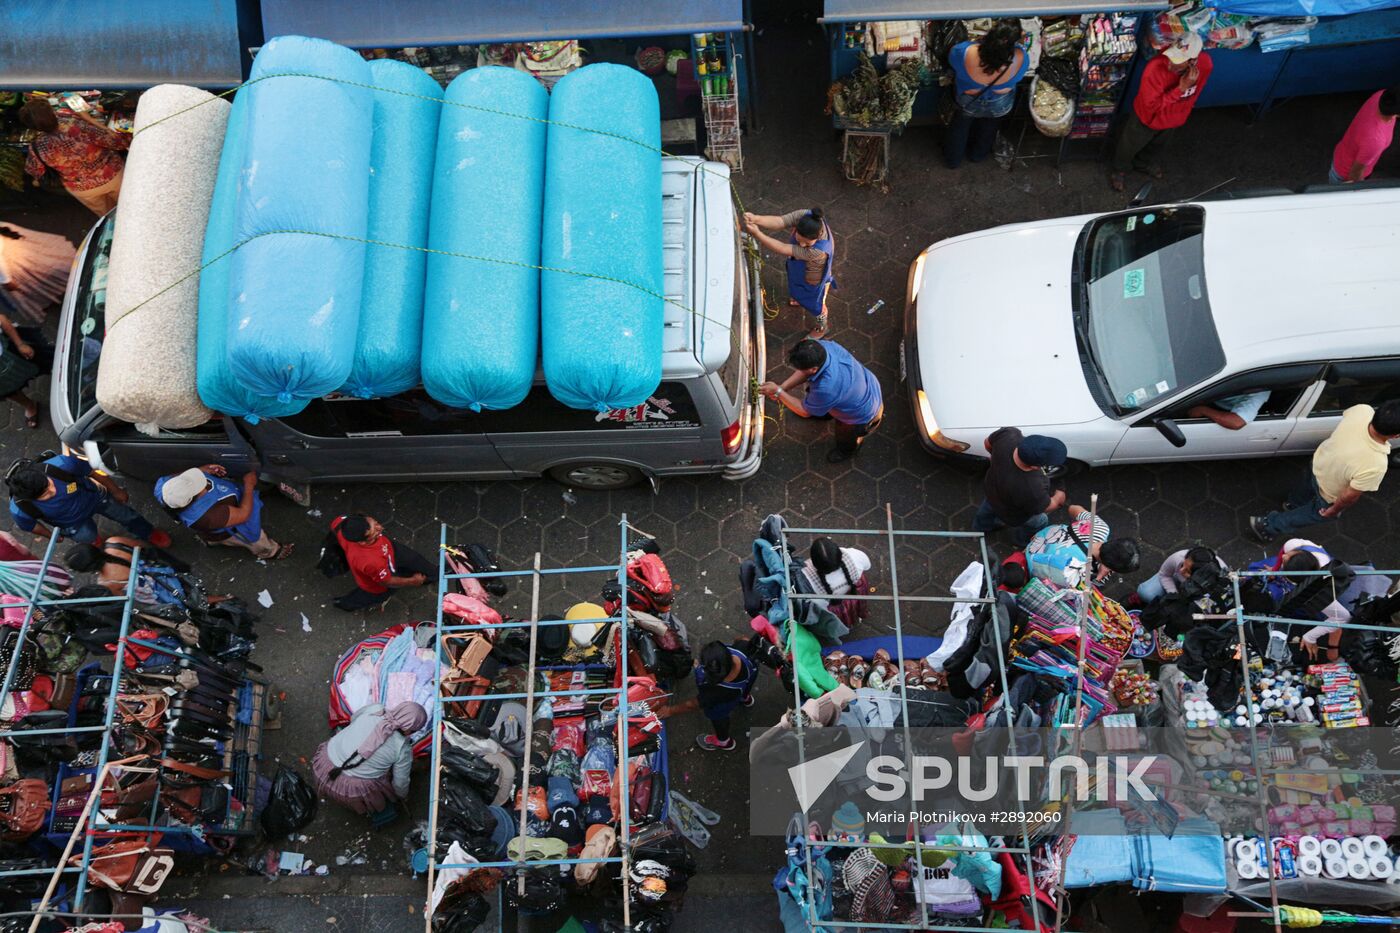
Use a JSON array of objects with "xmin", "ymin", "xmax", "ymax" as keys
[
  {"xmin": 1236, "ymin": 858, "xmax": 1261, "ymax": 880},
  {"xmin": 1342, "ymin": 837, "xmax": 1366, "ymax": 859},
  {"xmin": 1388, "ymin": 871, "xmax": 1400, "ymax": 887},
  {"xmin": 1297, "ymin": 854, "xmax": 1323, "ymax": 877},
  {"xmin": 1298, "ymin": 835, "xmax": 1321, "ymax": 857},
  {"xmin": 1363, "ymin": 835, "xmax": 1388, "ymax": 858},
  {"xmin": 1346, "ymin": 855, "xmax": 1371, "ymax": 880},
  {"xmin": 1321, "ymin": 838, "xmax": 1344, "ymax": 860},
  {"xmin": 1324, "ymin": 858, "xmax": 1349, "ymax": 879},
  {"xmin": 1368, "ymin": 856, "xmax": 1394, "ymax": 879}
]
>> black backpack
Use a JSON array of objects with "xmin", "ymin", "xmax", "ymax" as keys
[
  {"xmin": 316, "ymin": 524, "xmax": 348, "ymax": 578},
  {"xmin": 505, "ymin": 866, "xmax": 566, "ymax": 914}
]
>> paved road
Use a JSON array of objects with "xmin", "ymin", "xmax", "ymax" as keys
[{"xmin": 3, "ymin": 9, "xmax": 1397, "ymax": 932}]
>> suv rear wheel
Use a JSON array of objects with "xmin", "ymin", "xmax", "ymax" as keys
[{"xmin": 547, "ymin": 462, "xmax": 645, "ymax": 491}]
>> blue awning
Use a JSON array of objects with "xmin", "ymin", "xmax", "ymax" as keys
[
  {"xmin": 0, "ymin": 1, "xmax": 245, "ymax": 90},
  {"xmin": 261, "ymin": 0, "xmax": 748, "ymax": 47},
  {"xmin": 822, "ymin": 0, "xmax": 1166, "ymax": 21}
]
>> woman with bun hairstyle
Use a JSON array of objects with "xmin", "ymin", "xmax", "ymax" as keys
[
  {"xmin": 743, "ymin": 206, "xmax": 836, "ymax": 338},
  {"xmin": 944, "ymin": 19, "xmax": 1028, "ymax": 169}
]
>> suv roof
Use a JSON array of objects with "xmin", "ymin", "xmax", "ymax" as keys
[{"xmin": 660, "ymin": 156, "xmax": 735, "ymax": 380}]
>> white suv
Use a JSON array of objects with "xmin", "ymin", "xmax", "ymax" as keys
[{"xmin": 902, "ymin": 186, "xmax": 1400, "ymax": 468}]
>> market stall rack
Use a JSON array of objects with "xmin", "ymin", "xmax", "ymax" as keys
[
  {"xmin": 4, "ymin": 534, "xmax": 271, "ymax": 929},
  {"xmin": 425, "ymin": 515, "xmax": 680, "ymax": 931},
  {"xmin": 0, "ymin": 535, "xmax": 142, "ymax": 916},
  {"xmin": 768, "ymin": 504, "xmax": 1054, "ymax": 932}
]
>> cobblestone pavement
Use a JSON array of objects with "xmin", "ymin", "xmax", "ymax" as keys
[{"xmin": 3, "ymin": 7, "xmax": 1399, "ymax": 930}]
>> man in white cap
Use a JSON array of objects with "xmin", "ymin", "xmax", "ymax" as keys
[
  {"xmin": 154, "ymin": 464, "xmax": 291, "ymax": 560},
  {"xmin": 1110, "ymin": 33, "xmax": 1212, "ymax": 191}
]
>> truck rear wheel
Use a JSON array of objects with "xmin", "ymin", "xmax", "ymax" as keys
[{"xmin": 547, "ymin": 462, "xmax": 645, "ymax": 491}]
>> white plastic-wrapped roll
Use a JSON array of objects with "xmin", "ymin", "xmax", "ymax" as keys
[{"xmin": 97, "ymin": 85, "xmax": 229, "ymax": 431}]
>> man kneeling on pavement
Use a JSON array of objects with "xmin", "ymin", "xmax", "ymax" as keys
[{"xmin": 329, "ymin": 513, "xmax": 437, "ymax": 612}]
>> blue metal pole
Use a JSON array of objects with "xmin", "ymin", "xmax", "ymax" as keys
[{"xmin": 74, "ymin": 545, "xmax": 144, "ymax": 911}]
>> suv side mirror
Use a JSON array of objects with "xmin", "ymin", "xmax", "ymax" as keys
[{"xmin": 1154, "ymin": 418, "xmax": 1187, "ymax": 448}]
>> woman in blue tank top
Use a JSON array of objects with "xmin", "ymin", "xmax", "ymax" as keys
[{"xmin": 944, "ymin": 20, "xmax": 1029, "ymax": 169}]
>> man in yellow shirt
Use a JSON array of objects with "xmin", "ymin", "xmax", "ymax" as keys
[{"xmin": 1250, "ymin": 402, "xmax": 1400, "ymax": 541}]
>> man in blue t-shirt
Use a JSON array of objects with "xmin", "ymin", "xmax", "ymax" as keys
[
  {"xmin": 760, "ymin": 338, "xmax": 884, "ymax": 463},
  {"xmin": 6, "ymin": 453, "xmax": 170, "ymax": 548}
]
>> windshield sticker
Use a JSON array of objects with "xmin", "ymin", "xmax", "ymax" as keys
[
  {"xmin": 1125, "ymin": 216, "xmax": 1137, "ymax": 232},
  {"xmin": 1155, "ymin": 380, "xmax": 1170, "ymax": 394},
  {"xmin": 1124, "ymin": 388, "xmax": 1148, "ymax": 407},
  {"xmin": 1142, "ymin": 213, "xmax": 1155, "ymax": 225},
  {"xmin": 1123, "ymin": 268, "xmax": 1146, "ymax": 298},
  {"xmin": 80, "ymin": 316, "xmax": 95, "ymax": 336}
]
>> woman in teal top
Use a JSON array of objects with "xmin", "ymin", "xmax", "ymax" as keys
[{"xmin": 944, "ymin": 20, "xmax": 1029, "ymax": 169}]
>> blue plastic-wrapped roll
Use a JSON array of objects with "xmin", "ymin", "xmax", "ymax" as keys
[
  {"xmin": 226, "ymin": 35, "xmax": 372, "ymax": 403},
  {"xmin": 197, "ymin": 78, "xmax": 307, "ymax": 422},
  {"xmin": 342, "ymin": 60, "xmax": 442, "ymax": 399},
  {"xmin": 422, "ymin": 67, "xmax": 546, "ymax": 411},
  {"xmin": 541, "ymin": 64, "xmax": 663, "ymax": 412}
]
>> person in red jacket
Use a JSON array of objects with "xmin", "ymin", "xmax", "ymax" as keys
[
  {"xmin": 1110, "ymin": 34, "xmax": 1213, "ymax": 191},
  {"xmin": 329, "ymin": 514, "xmax": 437, "ymax": 612}
]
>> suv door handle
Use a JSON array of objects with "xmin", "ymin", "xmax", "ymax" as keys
[
  {"xmin": 1249, "ymin": 435, "xmax": 1280, "ymax": 442},
  {"xmin": 267, "ymin": 454, "xmax": 291, "ymax": 464}
]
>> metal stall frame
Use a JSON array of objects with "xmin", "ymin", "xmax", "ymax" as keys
[
  {"xmin": 1222, "ymin": 564, "xmax": 1400, "ymax": 933},
  {"xmin": 425, "ymin": 515, "xmax": 643, "ymax": 932},
  {"xmin": 0, "ymin": 534, "xmax": 142, "ymax": 913},
  {"xmin": 779, "ymin": 503, "xmax": 1046, "ymax": 933}
]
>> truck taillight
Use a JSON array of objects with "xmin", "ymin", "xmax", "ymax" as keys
[{"xmin": 721, "ymin": 419, "xmax": 742, "ymax": 455}]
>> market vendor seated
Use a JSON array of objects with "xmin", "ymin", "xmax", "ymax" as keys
[
  {"xmin": 1022, "ymin": 504, "xmax": 1140, "ymax": 588},
  {"xmin": 155, "ymin": 464, "xmax": 292, "ymax": 561}
]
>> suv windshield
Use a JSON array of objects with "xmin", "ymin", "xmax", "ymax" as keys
[
  {"xmin": 66, "ymin": 213, "xmax": 116, "ymax": 420},
  {"xmin": 1075, "ymin": 205, "xmax": 1224, "ymax": 414}
]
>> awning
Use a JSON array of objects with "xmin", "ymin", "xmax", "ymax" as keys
[
  {"xmin": 822, "ymin": 0, "xmax": 1167, "ymax": 21},
  {"xmin": 261, "ymin": 0, "xmax": 749, "ymax": 48},
  {"xmin": 0, "ymin": 1, "xmax": 244, "ymax": 90}
]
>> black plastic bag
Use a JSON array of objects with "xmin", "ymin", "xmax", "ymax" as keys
[
  {"xmin": 317, "ymin": 529, "xmax": 348, "ymax": 578},
  {"xmin": 260, "ymin": 766, "xmax": 317, "ymax": 840},
  {"xmin": 440, "ymin": 777, "xmax": 492, "ymax": 836}
]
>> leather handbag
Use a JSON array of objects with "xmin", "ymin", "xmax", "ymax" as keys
[
  {"xmin": 0, "ymin": 779, "xmax": 50, "ymax": 841},
  {"xmin": 72, "ymin": 833, "xmax": 176, "ymax": 919},
  {"xmin": 0, "ymin": 627, "xmax": 37, "ymax": 690}
]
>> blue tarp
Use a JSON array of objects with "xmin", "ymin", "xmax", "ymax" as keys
[
  {"xmin": 1215, "ymin": 0, "xmax": 1400, "ymax": 14},
  {"xmin": 261, "ymin": 0, "xmax": 747, "ymax": 46},
  {"xmin": 821, "ymin": 0, "xmax": 1166, "ymax": 21},
  {"xmin": 0, "ymin": 1, "xmax": 244, "ymax": 89}
]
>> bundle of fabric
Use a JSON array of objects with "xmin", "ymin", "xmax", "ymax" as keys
[
  {"xmin": 541, "ymin": 64, "xmax": 663, "ymax": 411},
  {"xmin": 423, "ymin": 66, "xmax": 547, "ymax": 411},
  {"xmin": 98, "ymin": 84, "xmax": 228, "ymax": 432},
  {"xmin": 341, "ymin": 59, "xmax": 442, "ymax": 399},
  {"xmin": 329, "ymin": 623, "xmax": 441, "ymax": 756}
]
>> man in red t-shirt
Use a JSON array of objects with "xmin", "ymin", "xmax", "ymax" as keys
[
  {"xmin": 330, "ymin": 513, "xmax": 437, "ymax": 611},
  {"xmin": 1110, "ymin": 34, "xmax": 1213, "ymax": 191}
]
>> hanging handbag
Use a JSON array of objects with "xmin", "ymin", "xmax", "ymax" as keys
[
  {"xmin": 0, "ymin": 626, "xmax": 38, "ymax": 690},
  {"xmin": 0, "ymin": 778, "xmax": 50, "ymax": 841}
]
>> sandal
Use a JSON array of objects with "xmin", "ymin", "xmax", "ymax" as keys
[
  {"xmin": 807, "ymin": 313, "xmax": 829, "ymax": 339},
  {"xmin": 270, "ymin": 543, "xmax": 296, "ymax": 561},
  {"xmin": 1109, "ymin": 172, "xmax": 1126, "ymax": 192},
  {"xmin": 23, "ymin": 404, "xmax": 39, "ymax": 430}
]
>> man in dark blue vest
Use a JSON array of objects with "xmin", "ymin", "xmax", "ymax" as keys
[
  {"xmin": 6, "ymin": 452, "xmax": 170, "ymax": 548},
  {"xmin": 155, "ymin": 464, "xmax": 291, "ymax": 560}
]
